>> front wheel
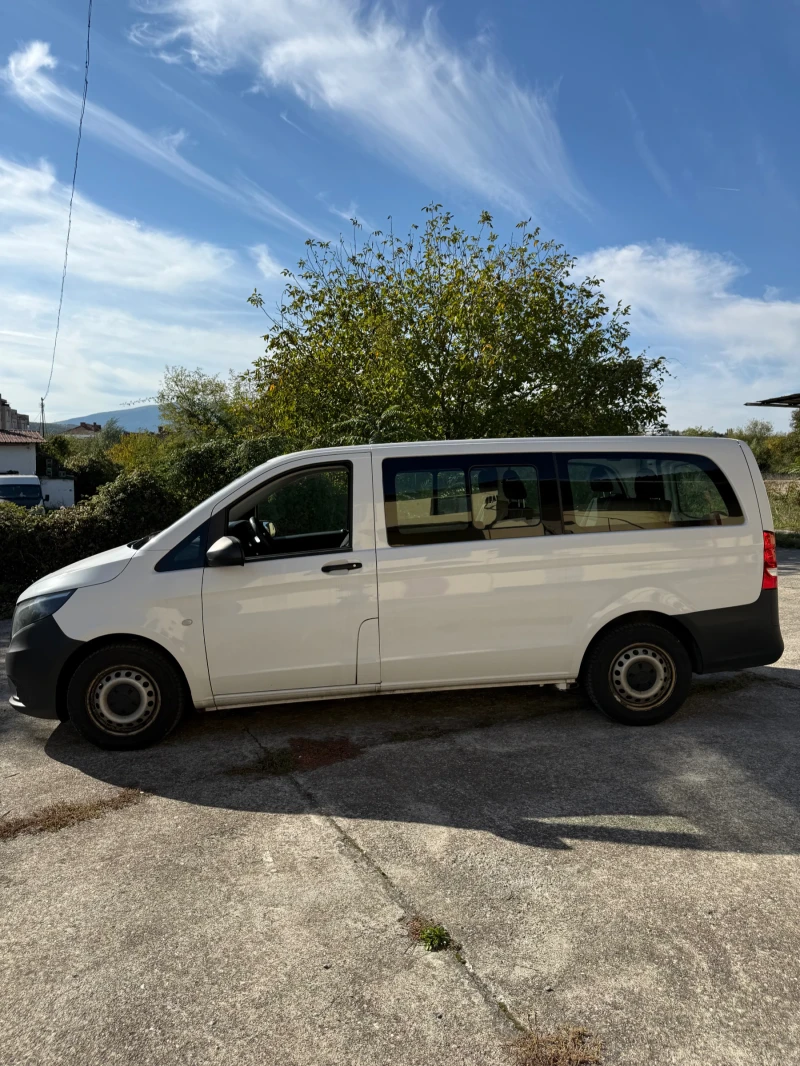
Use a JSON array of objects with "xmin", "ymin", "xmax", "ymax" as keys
[
  {"xmin": 66, "ymin": 643, "xmax": 186, "ymax": 750},
  {"xmin": 584, "ymin": 623, "xmax": 692, "ymax": 726}
]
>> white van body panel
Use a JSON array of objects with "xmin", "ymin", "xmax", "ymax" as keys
[
  {"xmin": 21, "ymin": 543, "xmax": 137, "ymax": 600},
  {"xmin": 739, "ymin": 441, "xmax": 775, "ymax": 531},
  {"xmin": 55, "ymin": 553, "xmax": 211, "ymax": 705}
]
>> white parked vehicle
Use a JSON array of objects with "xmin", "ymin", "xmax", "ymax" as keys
[
  {"xmin": 7, "ymin": 437, "xmax": 783, "ymax": 749},
  {"xmin": 0, "ymin": 474, "xmax": 45, "ymax": 510}
]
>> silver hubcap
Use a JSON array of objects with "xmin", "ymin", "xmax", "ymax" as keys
[
  {"xmin": 87, "ymin": 666, "xmax": 160, "ymax": 735},
  {"xmin": 609, "ymin": 644, "xmax": 675, "ymax": 710}
]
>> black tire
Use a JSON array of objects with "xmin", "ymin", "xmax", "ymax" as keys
[
  {"xmin": 65, "ymin": 643, "xmax": 187, "ymax": 750},
  {"xmin": 584, "ymin": 623, "xmax": 692, "ymax": 726}
]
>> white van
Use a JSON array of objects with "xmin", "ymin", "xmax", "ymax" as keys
[
  {"xmin": 7, "ymin": 437, "xmax": 783, "ymax": 750},
  {"xmin": 0, "ymin": 474, "xmax": 45, "ymax": 509}
]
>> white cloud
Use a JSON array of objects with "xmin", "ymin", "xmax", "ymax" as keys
[
  {"xmin": 576, "ymin": 242, "xmax": 800, "ymax": 430},
  {"xmin": 0, "ymin": 288, "xmax": 264, "ymax": 421},
  {"xmin": 250, "ymin": 243, "xmax": 283, "ymax": 279},
  {"xmin": 129, "ymin": 0, "xmax": 585, "ymax": 215},
  {"xmin": 0, "ymin": 156, "xmax": 275, "ymax": 419},
  {"xmin": 2, "ymin": 41, "xmax": 321, "ymax": 237},
  {"xmin": 0, "ymin": 157, "xmax": 235, "ymax": 290}
]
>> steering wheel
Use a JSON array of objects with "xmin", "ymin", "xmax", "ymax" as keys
[{"xmin": 248, "ymin": 515, "xmax": 274, "ymax": 551}]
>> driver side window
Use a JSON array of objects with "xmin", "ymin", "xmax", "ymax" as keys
[{"xmin": 227, "ymin": 465, "xmax": 351, "ymax": 559}]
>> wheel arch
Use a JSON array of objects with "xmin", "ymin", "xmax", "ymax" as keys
[
  {"xmin": 578, "ymin": 611, "xmax": 701, "ymax": 683},
  {"xmin": 56, "ymin": 633, "xmax": 194, "ymax": 722}
]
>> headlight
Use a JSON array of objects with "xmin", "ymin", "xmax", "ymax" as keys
[{"xmin": 12, "ymin": 590, "xmax": 75, "ymax": 639}]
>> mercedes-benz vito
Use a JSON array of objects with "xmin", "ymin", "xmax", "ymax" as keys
[{"xmin": 7, "ymin": 436, "xmax": 783, "ymax": 749}]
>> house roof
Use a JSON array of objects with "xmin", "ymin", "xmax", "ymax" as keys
[{"xmin": 0, "ymin": 430, "xmax": 44, "ymax": 444}]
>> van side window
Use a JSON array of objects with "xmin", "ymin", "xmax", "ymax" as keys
[
  {"xmin": 392, "ymin": 468, "xmax": 471, "ymax": 538},
  {"xmin": 559, "ymin": 453, "xmax": 743, "ymax": 533},
  {"xmin": 226, "ymin": 464, "xmax": 351, "ymax": 559},
  {"xmin": 470, "ymin": 465, "xmax": 542, "ymax": 537},
  {"xmin": 383, "ymin": 454, "xmax": 559, "ymax": 545},
  {"xmin": 155, "ymin": 521, "xmax": 209, "ymax": 572}
]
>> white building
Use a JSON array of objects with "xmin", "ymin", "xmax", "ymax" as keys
[{"xmin": 0, "ymin": 394, "xmax": 43, "ymax": 474}]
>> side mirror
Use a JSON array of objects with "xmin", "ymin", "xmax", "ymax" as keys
[
  {"xmin": 44, "ymin": 494, "xmax": 50, "ymax": 502},
  {"xmin": 206, "ymin": 535, "xmax": 245, "ymax": 567}
]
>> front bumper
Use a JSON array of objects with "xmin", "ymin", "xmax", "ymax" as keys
[{"xmin": 6, "ymin": 615, "xmax": 83, "ymax": 719}]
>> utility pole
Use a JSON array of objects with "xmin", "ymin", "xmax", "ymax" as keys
[{"xmin": 40, "ymin": 397, "xmax": 47, "ymax": 439}]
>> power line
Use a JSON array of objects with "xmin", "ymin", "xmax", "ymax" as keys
[{"xmin": 42, "ymin": 0, "xmax": 93, "ymax": 405}]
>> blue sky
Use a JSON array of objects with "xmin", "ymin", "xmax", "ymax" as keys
[{"xmin": 2, "ymin": 0, "xmax": 799, "ymax": 429}]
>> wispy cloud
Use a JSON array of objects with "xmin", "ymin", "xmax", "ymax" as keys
[
  {"xmin": 279, "ymin": 110, "xmax": 307, "ymax": 135},
  {"xmin": 576, "ymin": 241, "xmax": 800, "ymax": 428},
  {"xmin": 619, "ymin": 90, "xmax": 672, "ymax": 198},
  {"xmin": 250, "ymin": 243, "xmax": 284, "ymax": 279},
  {"xmin": 0, "ymin": 156, "xmax": 236, "ymax": 290},
  {"xmin": 0, "ymin": 154, "xmax": 277, "ymax": 416},
  {"xmin": 316, "ymin": 192, "xmax": 373, "ymax": 231},
  {"xmin": 0, "ymin": 288, "xmax": 263, "ymax": 420},
  {"xmin": 129, "ymin": 0, "xmax": 586, "ymax": 216},
  {"xmin": 2, "ymin": 40, "xmax": 322, "ymax": 237}
]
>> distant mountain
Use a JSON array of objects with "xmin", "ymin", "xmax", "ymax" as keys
[{"xmin": 60, "ymin": 405, "xmax": 162, "ymax": 433}]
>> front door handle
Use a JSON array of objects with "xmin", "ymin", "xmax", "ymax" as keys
[{"xmin": 321, "ymin": 561, "xmax": 363, "ymax": 573}]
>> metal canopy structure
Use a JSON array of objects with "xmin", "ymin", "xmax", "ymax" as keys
[{"xmin": 745, "ymin": 393, "xmax": 800, "ymax": 409}]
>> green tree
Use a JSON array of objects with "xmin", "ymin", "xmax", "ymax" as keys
[
  {"xmin": 243, "ymin": 205, "xmax": 667, "ymax": 444},
  {"xmin": 157, "ymin": 366, "xmax": 238, "ymax": 440}
]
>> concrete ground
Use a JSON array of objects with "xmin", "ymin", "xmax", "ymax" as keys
[{"xmin": 2, "ymin": 554, "xmax": 800, "ymax": 1066}]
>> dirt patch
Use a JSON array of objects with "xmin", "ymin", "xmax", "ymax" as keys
[
  {"xmin": 0, "ymin": 788, "xmax": 142, "ymax": 841},
  {"xmin": 230, "ymin": 736, "xmax": 363, "ymax": 776},
  {"xmin": 288, "ymin": 736, "xmax": 363, "ymax": 771},
  {"xmin": 512, "ymin": 1025, "xmax": 603, "ymax": 1066}
]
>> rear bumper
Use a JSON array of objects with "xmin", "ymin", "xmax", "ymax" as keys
[
  {"xmin": 682, "ymin": 588, "xmax": 784, "ymax": 673},
  {"xmin": 6, "ymin": 615, "xmax": 83, "ymax": 719}
]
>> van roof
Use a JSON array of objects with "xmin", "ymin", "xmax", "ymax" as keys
[{"xmin": 0, "ymin": 474, "xmax": 40, "ymax": 483}]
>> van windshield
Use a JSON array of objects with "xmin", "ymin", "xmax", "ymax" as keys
[{"xmin": 0, "ymin": 485, "xmax": 41, "ymax": 500}]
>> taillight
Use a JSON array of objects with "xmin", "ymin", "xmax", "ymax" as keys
[{"xmin": 762, "ymin": 531, "xmax": 778, "ymax": 590}]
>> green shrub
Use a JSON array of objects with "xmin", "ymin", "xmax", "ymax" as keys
[
  {"xmin": 0, "ymin": 471, "xmax": 183, "ymax": 615},
  {"xmin": 160, "ymin": 435, "xmax": 288, "ymax": 508},
  {"xmin": 766, "ymin": 481, "xmax": 800, "ymax": 532}
]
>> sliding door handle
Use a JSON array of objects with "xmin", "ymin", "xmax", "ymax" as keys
[{"xmin": 321, "ymin": 561, "xmax": 363, "ymax": 573}]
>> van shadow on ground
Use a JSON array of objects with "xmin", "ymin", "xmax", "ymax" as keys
[{"xmin": 45, "ymin": 669, "xmax": 800, "ymax": 856}]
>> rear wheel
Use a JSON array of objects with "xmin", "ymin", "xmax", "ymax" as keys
[
  {"xmin": 584, "ymin": 623, "xmax": 692, "ymax": 726},
  {"xmin": 66, "ymin": 643, "xmax": 186, "ymax": 750}
]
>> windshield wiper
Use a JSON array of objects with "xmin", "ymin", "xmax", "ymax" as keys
[{"xmin": 128, "ymin": 531, "xmax": 161, "ymax": 549}]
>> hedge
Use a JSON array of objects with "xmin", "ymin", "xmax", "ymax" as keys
[{"xmin": 0, "ymin": 471, "xmax": 184, "ymax": 616}]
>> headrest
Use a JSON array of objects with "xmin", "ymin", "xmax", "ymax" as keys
[
  {"xmin": 502, "ymin": 471, "xmax": 527, "ymax": 500},
  {"xmin": 635, "ymin": 473, "xmax": 666, "ymax": 500},
  {"xmin": 589, "ymin": 465, "xmax": 614, "ymax": 494},
  {"xmin": 476, "ymin": 468, "xmax": 498, "ymax": 492}
]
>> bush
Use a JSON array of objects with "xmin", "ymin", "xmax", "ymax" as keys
[
  {"xmin": 766, "ymin": 481, "xmax": 800, "ymax": 532},
  {"xmin": 0, "ymin": 471, "xmax": 183, "ymax": 615},
  {"xmin": 160, "ymin": 435, "xmax": 288, "ymax": 508}
]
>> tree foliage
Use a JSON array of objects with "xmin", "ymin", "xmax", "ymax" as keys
[
  {"xmin": 242, "ymin": 206, "xmax": 667, "ymax": 444},
  {"xmin": 157, "ymin": 366, "xmax": 239, "ymax": 440}
]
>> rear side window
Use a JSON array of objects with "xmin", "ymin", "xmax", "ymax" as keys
[
  {"xmin": 383, "ymin": 454, "xmax": 559, "ymax": 545},
  {"xmin": 558, "ymin": 453, "xmax": 744, "ymax": 534}
]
